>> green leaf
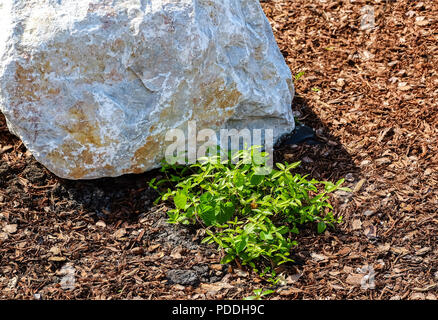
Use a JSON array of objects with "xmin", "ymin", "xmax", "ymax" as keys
[
  {"xmin": 250, "ymin": 173, "xmax": 264, "ymax": 186},
  {"xmin": 199, "ymin": 205, "xmax": 216, "ymax": 226},
  {"xmin": 216, "ymin": 202, "xmax": 235, "ymax": 224},
  {"xmin": 174, "ymin": 192, "xmax": 187, "ymax": 210},
  {"xmin": 336, "ymin": 178, "xmax": 345, "ymax": 187},
  {"xmin": 286, "ymin": 161, "xmax": 301, "ymax": 171},
  {"xmin": 261, "ymin": 289, "xmax": 275, "ymax": 296},
  {"xmin": 200, "ymin": 192, "xmax": 213, "ymax": 204},
  {"xmin": 221, "ymin": 254, "xmax": 235, "ymax": 264},
  {"xmin": 294, "ymin": 71, "xmax": 305, "ymax": 81},
  {"xmin": 260, "ymin": 231, "xmax": 273, "ymax": 241},
  {"xmin": 317, "ymin": 221, "xmax": 326, "ymax": 234},
  {"xmin": 235, "ymin": 236, "xmax": 247, "ymax": 254},
  {"xmin": 233, "ymin": 172, "xmax": 246, "ymax": 188},
  {"xmin": 271, "ymin": 171, "xmax": 283, "ymax": 179}
]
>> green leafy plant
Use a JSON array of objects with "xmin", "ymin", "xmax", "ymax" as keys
[
  {"xmin": 294, "ymin": 71, "xmax": 306, "ymax": 81},
  {"xmin": 151, "ymin": 146, "xmax": 348, "ymax": 280},
  {"xmin": 244, "ymin": 288, "xmax": 275, "ymax": 300}
]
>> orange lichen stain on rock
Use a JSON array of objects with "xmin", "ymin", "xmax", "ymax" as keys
[
  {"xmin": 108, "ymin": 68, "xmax": 123, "ymax": 82},
  {"xmin": 47, "ymin": 144, "xmax": 115, "ymax": 180},
  {"xmin": 87, "ymin": 0, "xmax": 115, "ymax": 15},
  {"xmin": 53, "ymin": 42, "xmax": 108, "ymax": 84},
  {"xmin": 46, "ymin": 102, "xmax": 117, "ymax": 179},
  {"xmin": 68, "ymin": 153, "xmax": 115, "ymax": 180},
  {"xmin": 192, "ymin": 78, "xmax": 241, "ymax": 128},
  {"xmin": 46, "ymin": 141, "xmax": 91, "ymax": 179},
  {"xmin": 60, "ymin": 102, "xmax": 104, "ymax": 147},
  {"xmin": 69, "ymin": 166, "xmax": 93, "ymax": 180},
  {"xmin": 127, "ymin": 77, "xmax": 242, "ymax": 174},
  {"xmin": 38, "ymin": 60, "xmax": 52, "ymax": 74},
  {"xmin": 110, "ymin": 39, "xmax": 125, "ymax": 53},
  {"xmin": 128, "ymin": 134, "xmax": 163, "ymax": 174},
  {"xmin": 13, "ymin": 63, "xmax": 39, "ymax": 104},
  {"xmin": 159, "ymin": 77, "xmax": 241, "ymax": 130},
  {"xmin": 13, "ymin": 60, "xmax": 61, "ymax": 107},
  {"xmin": 158, "ymin": 80, "xmax": 189, "ymax": 126},
  {"xmin": 103, "ymin": 164, "xmax": 114, "ymax": 171},
  {"xmin": 132, "ymin": 77, "xmax": 242, "ymax": 173},
  {"xmin": 253, "ymin": 44, "xmax": 265, "ymax": 61},
  {"xmin": 46, "ymin": 142, "xmax": 78, "ymax": 169}
]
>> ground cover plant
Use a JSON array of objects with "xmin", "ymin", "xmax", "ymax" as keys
[{"xmin": 151, "ymin": 147, "xmax": 347, "ymax": 281}]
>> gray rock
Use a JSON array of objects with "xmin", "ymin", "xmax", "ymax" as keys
[
  {"xmin": 0, "ymin": 0, "xmax": 294, "ymax": 179},
  {"xmin": 167, "ymin": 269, "xmax": 199, "ymax": 286}
]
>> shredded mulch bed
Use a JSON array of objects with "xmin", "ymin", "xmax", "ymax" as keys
[{"xmin": 1, "ymin": 0, "xmax": 437, "ymax": 300}]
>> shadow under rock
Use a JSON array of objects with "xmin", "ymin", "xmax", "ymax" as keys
[
  {"xmin": 272, "ymin": 95, "xmax": 361, "ymax": 269},
  {"xmin": 0, "ymin": 112, "xmax": 160, "ymax": 224},
  {"xmin": 275, "ymin": 95, "xmax": 360, "ymax": 183}
]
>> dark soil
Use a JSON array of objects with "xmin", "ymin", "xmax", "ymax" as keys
[{"xmin": 1, "ymin": 0, "xmax": 437, "ymax": 300}]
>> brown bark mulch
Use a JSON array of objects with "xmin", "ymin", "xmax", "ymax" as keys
[{"xmin": 1, "ymin": 0, "xmax": 437, "ymax": 300}]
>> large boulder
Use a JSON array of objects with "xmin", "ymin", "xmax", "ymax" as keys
[{"xmin": 0, "ymin": 0, "xmax": 294, "ymax": 179}]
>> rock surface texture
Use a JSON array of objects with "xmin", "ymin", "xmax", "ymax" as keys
[{"xmin": 0, "ymin": 0, "xmax": 294, "ymax": 179}]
